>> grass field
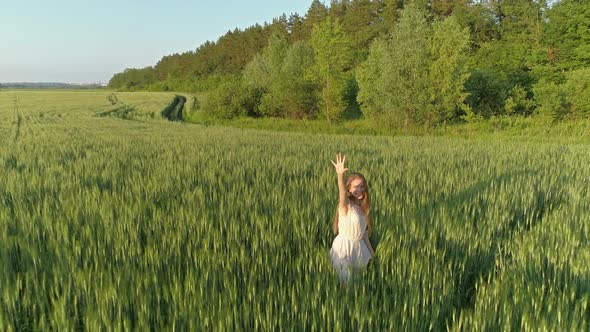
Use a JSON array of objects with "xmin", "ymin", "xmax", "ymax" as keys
[{"xmin": 1, "ymin": 90, "xmax": 589, "ymax": 330}]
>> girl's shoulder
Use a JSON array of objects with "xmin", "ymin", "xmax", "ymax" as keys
[
  {"xmin": 349, "ymin": 202, "xmax": 363, "ymax": 213},
  {"xmin": 339, "ymin": 202, "xmax": 362, "ymax": 217},
  {"xmin": 338, "ymin": 205, "xmax": 348, "ymax": 218}
]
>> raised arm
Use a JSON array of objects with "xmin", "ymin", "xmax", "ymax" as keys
[{"xmin": 330, "ymin": 153, "xmax": 349, "ymax": 215}]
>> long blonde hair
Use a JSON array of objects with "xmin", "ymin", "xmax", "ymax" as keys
[{"xmin": 332, "ymin": 172, "xmax": 372, "ymax": 236}]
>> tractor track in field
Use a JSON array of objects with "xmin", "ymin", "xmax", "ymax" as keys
[
  {"xmin": 10, "ymin": 95, "xmax": 38, "ymax": 144},
  {"xmin": 94, "ymin": 95, "xmax": 186, "ymax": 122},
  {"xmin": 12, "ymin": 95, "xmax": 25, "ymax": 143}
]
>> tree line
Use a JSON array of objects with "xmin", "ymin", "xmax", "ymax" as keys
[{"xmin": 108, "ymin": 0, "xmax": 590, "ymax": 127}]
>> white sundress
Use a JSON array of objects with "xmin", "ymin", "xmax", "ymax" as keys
[{"xmin": 329, "ymin": 203, "xmax": 372, "ymax": 281}]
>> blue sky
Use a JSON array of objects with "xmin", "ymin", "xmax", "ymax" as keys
[{"xmin": 0, "ymin": 0, "xmax": 312, "ymax": 83}]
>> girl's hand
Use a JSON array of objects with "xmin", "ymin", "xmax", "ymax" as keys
[{"xmin": 331, "ymin": 153, "xmax": 348, "ymax": 175}]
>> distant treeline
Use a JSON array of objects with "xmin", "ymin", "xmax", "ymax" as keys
[
  {"xmin": 109, "ymin": 0, "xmax": 590, "ymax": 127},
  {"xmin": 0, "ymin": 82, "xmax": 105, "ymax": 89}
]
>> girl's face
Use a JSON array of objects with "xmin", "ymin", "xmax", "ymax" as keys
[{"xmin": 349, "ymin": 178, "xmax": 366, "ymax": 200}]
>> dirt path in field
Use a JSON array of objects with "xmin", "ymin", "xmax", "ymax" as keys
[
  {"xmin": 161, "ymin": 95, "xmax": 186, "ymax": 121},
  {"xmin": 11, "ymin": 95, "xmax": 32, "ymax": 144},
  {"xmin": 13, "ymin": 97, "xmax": 22, "ymax": 143}
]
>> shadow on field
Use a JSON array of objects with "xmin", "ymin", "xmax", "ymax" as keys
[
  {"xmin": 411, "ymin": 169, "xmax": 568, "ymax": 328},
  {"xmin": 500, "ymin": 259, "xmax": 590, "ymax": 330},
  {"xmin": 4, "ymin": 154, "xmax": 25, "ymax": 173}
]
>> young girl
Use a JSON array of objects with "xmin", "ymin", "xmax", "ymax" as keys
[{"xmin": 330, "ymin": 153, "xmax": 375, "ymax": 282}]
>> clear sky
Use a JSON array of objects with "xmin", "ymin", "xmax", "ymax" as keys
[{"xmin": 0, "ymin": 0, "xmax": 312, "ymax": 83}]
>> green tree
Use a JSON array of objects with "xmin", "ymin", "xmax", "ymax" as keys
[
  {"xmin": 464, "ymin": 69, "xmax": 509, "ymax": 118},
  {"xmin": 301, "ymin": 0, "xmax": 329, "ymax": 40},
  {"xmin": 505, "ymin": 84, "xmax": 535, "ymax": 116},
  {"xmin": 542, "ymin": 0, "xmax": 590, "ymax": 81},
  {"xmin": 470, "ymin": 0, "xmax": 546, "ymax": 89},
  {"xmin": 463, "ymin": 0, "xmax": 547, "ymax": 117},
  {"xmin": 532, "ymin": 78, "xmax": 569, "ymax": 121},
  {"xmin": 114, "ymin": 22, "xmax": 273, "ymax": 92},
  {"xmin": 108, "ymin": 67, "xmax": 157, "ymax": 90},
  {"xmin": 340, "ymin": 0, "xmax": 382, "ymax": 63},
  {"xmin": 311, "ymin": 17, "xmax": 354, "ymax": 122},
  {"xmin": 244, "ymin": 33, "xmax": 318, "ymax": 118},
  {"xmin": 451, "ymin": 1, "xmax": 499, "ymax": 51},
  {"xmin": 356, "ymin": 37, "xmax": 387, "ymax": 120},
  {"xmin": 328, "ymin": 0, "xmax": 348, "ymax": 20},
  {"xmin": 357, "ymin": 3, "xmax": 431, "ymax": 127},
  {"xmin": 203, "ymin": 77, "xmax": 261, "ymax": 119},
  {"xmin": 563, "ymin": 67, "xmax": 590, "ymax": 118},
  {"xmin": 431, "ymin": 0, "xmax": 466, "ymax": 18},
  {"xmin": 281, "ymin": 43, "xmax": 319, "ymax": 118},
  {"xmin": 244, "ymin": 33, "xmax": 289, "ymax": 117},
  {"xmin": 380, "ymin": 0, "xmax": 402, "ymax": 32},
  {"xmin": 287, "ymin": 13, "xmax": 306, "ymax": 42},
  {"xmin": 533, "ymin": 68, "xmax": 590, "ymax": 121},
  {"xmin": 428, "ymin": 16, "xmax": 471, "ymax": 124}
]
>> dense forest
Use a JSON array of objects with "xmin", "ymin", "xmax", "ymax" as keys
[{"xmin": 108, "ymin": 0, "xmax": 590, "ymax": 127}]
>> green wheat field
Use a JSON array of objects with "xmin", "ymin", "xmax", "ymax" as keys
[{"xmin": 1, "ymin": 90, "xmax": 589, "ymax": 330}]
